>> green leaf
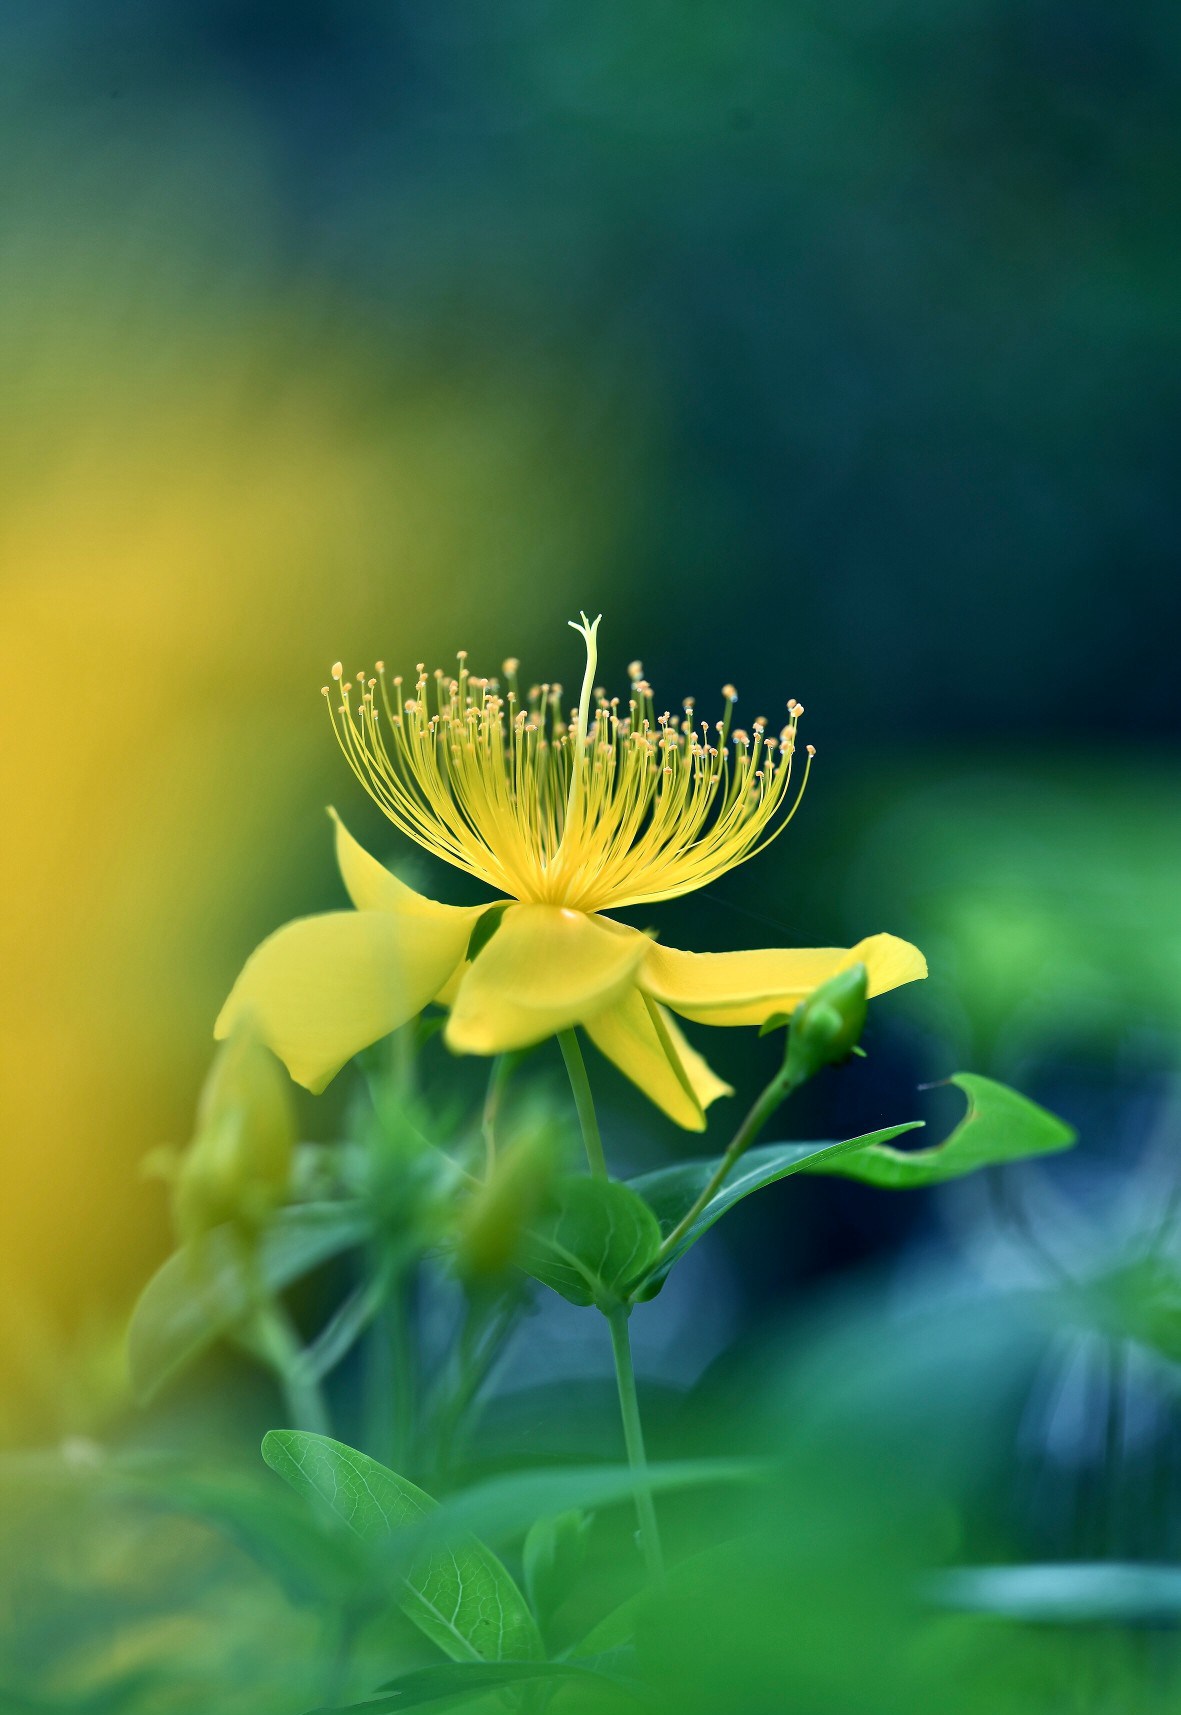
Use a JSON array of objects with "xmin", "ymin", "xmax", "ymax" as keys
[
  {"xmin": 419, "ymin": 1460, "xmax": 762, "ymax": 1555},
  {"xmin": 309, "ymin": 1656, "xmax": 640, "ymax": 1714},
  {"xmin": 523, "ymin": 1509, "xmax": 591, "ymax": 1634},
  {"xmin": 568, "ymin": 1590, "xmax": 652, "ymax": 1659},
  {"xmin": 932, "ymin": 1563, "xmax": 1181, "ymax": 1624},
  {"xmin": 123, "ymin": 1468, "xmax": 366, "ymax": 1609},
  {"xmin": 628, "ymin": 1124, "xmax": 923, "ymax": 1293},
  {"xmin": 465, "ymin": 902, "xmax": 510, "ymax": 962},
  {"xmin": 261, "ymin": 1431, "xmax": 543, "ymax": 1664},
  {"xmin": 519, "ymin": 1176, "xmax": 661, "ymax": 1308},
  {"xmin": 127, "ymin": 1202, "xmax": 371, "ymax": 1402},
  {"xmin": 805, "ymin": 1072, "xmax": 1075, "ymax": 1187}
]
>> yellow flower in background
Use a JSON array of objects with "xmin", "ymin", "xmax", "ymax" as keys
[{"xmin": 217, "ymin": 617, "xmax": 926, "ymax": 1128}]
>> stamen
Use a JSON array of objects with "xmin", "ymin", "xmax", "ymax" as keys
[{"xmin": 323, "ymin": 619, "xmax": 812, "ymax": 912}]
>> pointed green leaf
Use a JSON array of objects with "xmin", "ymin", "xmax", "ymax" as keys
[
  {"xmin": 123, "ymin": 1468, "xmax": 366, "ymax": 1609},
  {"xmin": 309, "ymin": 1656, "xmax": 640, "ymax": 1714},
  {"xmin": 127, "ymin": 1202, "xmax": 371, "ymax": 1402},
  {"xmin": 628, "ymin": 1124, "xmax": 922, "ymax": 1293},
  {"xmin": 805, "ymin": 1073, "xmax": 1075, "ymax": 1187},
  {"xmin": 261, "ymin": 1431, "xmax": 542, "ymax": 1664},
  {"xmin": 519, "ymin": 1176, "xmax": 661, "ymax": 1308},
  {"xmin": 422, "ymin": 1459, "xmax": 759, "ymax": 1551}
]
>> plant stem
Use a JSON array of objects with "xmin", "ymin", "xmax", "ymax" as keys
[
  {"xmin": 389, "ymin": 1273, "xmax": 416, "ymax": 1471},
  {"xmin": 655, "ymin": 1065, "xmax": 802, "ymax": 1265},
  {"xmin": 253, "ymin": 1299, "xmax": 331, "ymax": 1436},
  {"xmin": 482, "ymin": 1054, "xmax": 511, "ymax": 1177},
  {"xmin": 606, "ymin": 1303, "xmax": 665, "ymax": 1585},
  {"xmin": 558, "ymin": 1029, "xmax": 607, "ymax": 1178}
]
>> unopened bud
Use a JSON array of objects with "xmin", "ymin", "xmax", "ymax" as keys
[
  {"xmin": 457, "ymin": 1118, "xmax": 557, "ymax": 1281},
  {"xmin": 174, "ymin": 1019, "xmax": 295, "ymax": 1246},
  {"xmin": 783, "ymin": 963, "xmax": 869, "ymax": 1085}
]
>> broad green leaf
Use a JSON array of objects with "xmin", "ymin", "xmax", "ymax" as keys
[
  {"xmin": 932, "ymin": 1562, "xmax": 1181, "ymax": 1624},
  {"xmin": 569, "ymin": 1590, "xmax": 652, "ymax": 1659},
  {"xmin": 519, "ymin": 1176, "xmax": 661, "ymax": 1308},
  {"xmin": 127, "ymin": 1202, "xmax": 371, "ymax": 1402},
  {"xmin": 309, "ymin": 1656, "xmax": 640, "ymax": 1714},
  {"xmin": 523, "ymin": 1509, "xmax": 590, "ymax": 1634},
  {"xmin": 421, "ymin": 1459, "xmax": 760, "ymax": 1553},
  {"xmin": 261, "ymin": 1431, "xmax": 542, "ymax": 1664},
  {"xmin": 805, "ymin": 1073, "xmax": 1075, "ymax": 1187},
  {"xmin": 121, "ymin": 1467, "xmax": 367, "ymax": 1609},
  {"xmin": 628, "ymin": 1124, "xmax": 922, "ymax": 1293}
]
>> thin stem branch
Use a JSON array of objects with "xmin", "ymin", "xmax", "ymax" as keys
[
  {"xmin": 388, "ymin": 1273, "xmax": 416, "ymax": 1472},
  {"xmin": 558, "ymin": 1030, "xmax": 608, "ymax": 1178},
  {"xmin": 655, "ymin": 1065, "xmax": 802, "ymax": 1264},
  {"xmin": 252, "ymin": 1299, "xmax": 331, "ymax": 1437},
  {"xmin": 606, "ymin": 1304, "xmax": 665, "ymax": 1586},
  {"xmin": 482, "ymin": 1054, "xmax": 511, "ymax": 1177}
]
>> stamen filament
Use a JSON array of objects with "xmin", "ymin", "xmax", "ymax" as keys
[{"xmin": 324, "ymin": 620, "xmax": 811, "ymax": 913}]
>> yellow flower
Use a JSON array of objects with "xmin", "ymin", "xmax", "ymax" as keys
[{"xmin": 216, "ymin": 617, "xmax": 925, "ymax": 1129}]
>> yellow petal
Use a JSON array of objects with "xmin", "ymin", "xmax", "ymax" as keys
[
  {"xmin": 641, "ymin": 932, "xmax": 927, "ymax": 1028},
  {"xmin": 329, "ymin": 807, "xmax": 484, "ymax": 929},
  {"xmin": 584, "ymin": 987, "xmax": 733, "ymax": 1131},
  {"xmin": 445, "ymin": 905, "xmax": 649, "ymax": 1055},
  {"xmin": 215, "ymin": 909, "xmax": 471, "ymax": 1093}
]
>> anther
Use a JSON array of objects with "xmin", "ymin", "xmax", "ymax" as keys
[
  {"xmin": 806, "ymin": 744, "xmax": 816, "ymax": 757},
  {"xmin": 331, "ymin": 662, "xmax": 343, "ymax": 681},
  {"xmin": 722, "ymin": 684, "xmax": 737, "ymax": 701}
]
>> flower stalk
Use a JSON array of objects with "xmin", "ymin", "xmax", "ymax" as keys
[
  {"xmin": 558, "ymin": 1028, "xmax": 608, "ymax": 1179},
  {"xmin": 606, "ymin": 1303, "xmax": 666, "ymax": 1586}
]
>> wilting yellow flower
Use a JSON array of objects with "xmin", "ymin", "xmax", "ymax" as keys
[{"xmin": 216, "ymin": 617, "xmax": 925, "ymax": 1129}]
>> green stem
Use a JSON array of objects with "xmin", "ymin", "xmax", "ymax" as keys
[
  {"xmin": 253, "ymin": 1299, "xmax": 331, "ymax": 1437},
  {"xmin": 558, "ymin": 1030, "xmax": 607, "ymax": 1178},
  {"xmin": 389, "ymin": 1273, "xmax": 416, "ymax": 1472},
  {"xmin": 655, "ymin": 1065, "xmax": 802, "ymax": 1265},
  {"xmin": 606, "ymin": 1304, "xmax": 665, "ymax": 1585},
  {"xmin": 482, "ymin": 1054, "xmax": 511, "ymax": 1177}
]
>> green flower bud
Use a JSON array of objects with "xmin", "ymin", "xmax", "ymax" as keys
[
  {"xmin": 523, "ymin": 1508, "xmax": 592, "ymax": 1627},
  {"xmin": 457, "ymin": 1117, "xmax": 557, "ymax": 1282},
  {"xmin": 174, "ymin": 1018, "xmax": 296, "ymax": 1244},
  {"xmin": 783, "ymin": 962, "xmax": 869, "ymax": 1085}
]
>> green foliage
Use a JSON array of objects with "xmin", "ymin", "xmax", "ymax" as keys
[
  {"xmin": 122, "ymin": 1466, "xmax": 368, "ymax": 1611},
  {"xmin": 523, "ymin": 1508, "xmax": 591, "ymax": 1634},
  {"xmin": 628, "ymin": 1125, "xmax": 922, "ymax": 1293},
  {"xmin": 417, "ymin": 1461, "xmax": 760, "ymax": 1554},
  {"xmin": 309, "ymin": 1656, "xmax": 637, "ymax": 1715},
  {"xmin": 518, "ymin": 1176, "xmax": 661, "ymax": 1309},
  {"xmin": 808, "ymin": 1073, "xmax": 1075, "ymax": 1188},
  {"xmin": 127, "ymin": 1202, "xmax": 371, "ymax": 1402},
  {"xmin": 261, "ymin": 1431, "xmax": 543, "ymax": 1665},
  {"xmin": 456, "ymin": 1114, "xmax": 558, "ymax": 1281},
  {"xmin": 173, "ymin": 1021, "xmax": 297, "ymax": 1243}
]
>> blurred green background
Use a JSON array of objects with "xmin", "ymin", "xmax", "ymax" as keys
[{"xmin": 2, "ymin": 0, "xmax": 1178, "ymax": 1417}]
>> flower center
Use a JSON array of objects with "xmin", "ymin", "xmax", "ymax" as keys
[{"xmin": 324, "ymin": 617, "xmax": 813, "ymax": 912}]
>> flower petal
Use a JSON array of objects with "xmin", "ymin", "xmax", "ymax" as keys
[
  {"xmin": 330, "ymin": 807, "xmax": 484, "ymax": 930},
  {"xmin": 584, "ymin": 988, "xmax": 733, "ymax": 1131},
  {"xmin": 445, "ymin": 905, "xmax": 649, "ymax": 1055},
  {"xmin": 641, "ymin": 932, "xmax": 927, "ymax": 1028},
  {"xmin": 215, "ymin": 909, "xmax": 471, "ymax": 1093}
]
